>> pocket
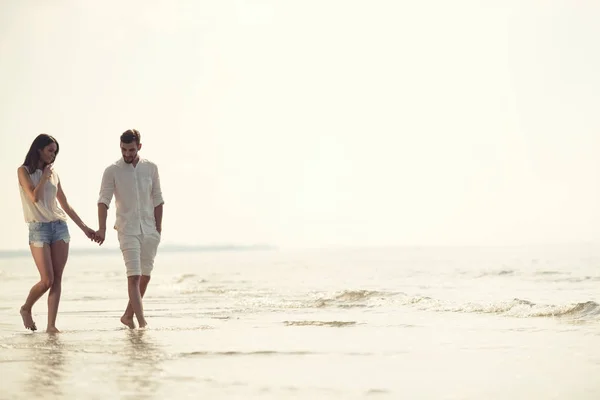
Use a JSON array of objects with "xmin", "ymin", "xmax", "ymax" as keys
[
  {"xmin": 56, "ymin": 220, "xmax": 70, "ymax": 237},
  {"xmin": 140, "ymin": 177, "xmax": 153, "ymax": 193}
]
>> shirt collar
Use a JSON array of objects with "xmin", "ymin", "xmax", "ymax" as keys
[{"xmin": 116, "ymin": 157, "xmax": 144, "ymax": 168}]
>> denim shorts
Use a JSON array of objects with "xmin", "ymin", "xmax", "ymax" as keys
[{"xmin": 28, "ymin": 220, "xmax": 71, "ymax": 248}]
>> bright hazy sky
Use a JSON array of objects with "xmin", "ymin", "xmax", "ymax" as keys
[{"xmin": 1, "ymin": 1, "xmax": 599, "ymax": 250}]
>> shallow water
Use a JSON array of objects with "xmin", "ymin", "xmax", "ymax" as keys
[{"xmin": 1, "ymin": 245, "xmax": 600, "ymax": 399}]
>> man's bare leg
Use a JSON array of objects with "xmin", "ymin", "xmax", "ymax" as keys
[
  {"xmin": 125, "ymin": 275, "xmax": 147, "ymax": 329},
  {"xmin": 121, "ymin": 275, "xmax": 150, "ymax": 329},
  {"xmin": 21, "ymin": 245, "xmax": 54, "ymax": 331}
]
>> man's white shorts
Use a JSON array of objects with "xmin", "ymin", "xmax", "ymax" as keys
[{"xmin": 118, "ymin": 231, "xmax": 161, "ymax": 277}]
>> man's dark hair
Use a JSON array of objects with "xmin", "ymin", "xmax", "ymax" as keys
[{"xmin": 120, "ymin": 129, "xmax": 141, "ymax": 144}]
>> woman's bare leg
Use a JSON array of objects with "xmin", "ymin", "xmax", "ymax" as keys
[
  {"xmin": 47, "ymin": 240, "xmax": 69, "ymax": 333},
  {"xmin": 21, "ymin": 244, "xmax": 54, "ymax": 331}
]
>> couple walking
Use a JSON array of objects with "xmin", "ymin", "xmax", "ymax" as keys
[{"xmin": 17, "ymin": 129, "xmax": 164, "ymax": 333}]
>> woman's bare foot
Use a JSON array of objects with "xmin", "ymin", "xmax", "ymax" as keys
[
  {"xmin": 46, "ymin": 326, "xmax": 60, "ymax": 334},
  {"xmin": 121, "ymin": 315, "xmax": 136, "ymax": 329},
  {"xmin": 137, "ymin": 319, "xmax": 147, "ymax": 329},
  {"xmin": 20, "ymin": 306, "xmax": 37, "ymax": 331}
]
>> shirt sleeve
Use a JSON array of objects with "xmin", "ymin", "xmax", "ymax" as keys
[
  {"xmin": 98, "ymin": 166, "xmax": 115, "ymax": 208},
  {"xmin": 151, "ymin": 164, "xmax": 164, "ymax": 207}
]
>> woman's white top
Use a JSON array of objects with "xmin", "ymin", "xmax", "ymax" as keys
[{"xmin": 19, "ymin": 167, "xmax": 68, "ymax": 223}]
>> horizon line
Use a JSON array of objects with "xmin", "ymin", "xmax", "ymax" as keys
[
  {"xmin": 0, "ymin": 243, "xmax": 278, "ymax": 258},
  {"xmin": 1, "ymin": 241, "xmax": 599, "ymax": 258}
]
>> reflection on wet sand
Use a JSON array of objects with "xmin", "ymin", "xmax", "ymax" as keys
[
  {"xmin": 25, "ymin": 334, "xmax": 67, "ymax": 399},
  {"xmin": 117, "ymin": 329, "xmax": 164, "ymax": 399}
]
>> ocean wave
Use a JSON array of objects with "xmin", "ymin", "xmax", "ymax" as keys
[
  {"xmin": 179, "ymin": 350, "xmax": 314, "ymax": 357},
  {"xmin": 179, "ymin": 286, "xmax": 228, "ymax": 295},
  {"xmin": 550, "ymin": 276, "xmax": 600, "ymax": 283},
  {"xmin": 479, "ymin": 269, "xmax": 515, "ymax": 277},
  {"xmin": 284, "ymin": 320, "xmax": 357, "ymax": 327},
  {"xmin": 73, "ymin": 296, "xmax": 108, "ymax": 301},
  {"xmin": 176, "ymin": 349, "xmax": 380, "ymax": 358},
  {"xmin": 402, "ymin": 296, "xmax": 600, "ymax": 320},
  {"xmin": 173, "ymin": 274, "xmax": 204, "ymax": 284},
  {"xmin": 474, "ymin": 270, "xmax": 600, "ymax": 282},
  {"xmin": 311, "ymin": 289, "xmax": 600, "ymax": 320},
  {"xmin": 314, "ymin": 290, "xmax": 400, "ymax": 308}
]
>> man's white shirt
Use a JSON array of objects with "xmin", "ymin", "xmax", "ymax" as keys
[{"xmin": 98, "ymin": 158, "xmax": 164, "ymax": 235}]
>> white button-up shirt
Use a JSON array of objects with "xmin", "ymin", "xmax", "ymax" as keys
[{"xmin": 98, "ymin": 158, "xmax": 164, "ymax": 235}]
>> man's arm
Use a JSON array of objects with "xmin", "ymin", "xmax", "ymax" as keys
[
  {"xmin": 96, "ymin": 167, "xmax": 115, "ymax": 245},
  {"xmin": 151, "ymin": 164, "xmax": 164, "ymax": 234},
  {"xmin": 96, "ymin": 203, "xmax": 109, "ymax": 244},
  {"xmin": 154, "ymin": 204, "xmax": 163, "ymax": 234}
]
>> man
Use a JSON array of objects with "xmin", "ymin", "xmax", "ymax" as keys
[{"xmin": 95, "ymin": 129, "xmax": 164, "ymax": 329}]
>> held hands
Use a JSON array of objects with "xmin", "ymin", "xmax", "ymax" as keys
[
  {"xmin": 83, "ymin": 226, "xmax": 96, "ymax": 241},
  {"xmin": 94, "ymin": 229, "xmax": 106, "ymax": 245},
  {"xmin": 81, "ymin": 225, "xmax": 105, "ymax": 245}
]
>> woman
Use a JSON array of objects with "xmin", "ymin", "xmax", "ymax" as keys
[{"xmin": 17, "ymin": 134, "xmax": 96, "ymax": 333}]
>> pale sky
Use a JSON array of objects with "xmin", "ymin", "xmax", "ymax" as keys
[{"xmin": 1, "ymin": 1, "xmax": 599, "ymax": 251}]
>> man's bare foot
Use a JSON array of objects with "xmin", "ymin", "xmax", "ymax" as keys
[
  {"xmin": 46, "ymin": 327, "xmax": 60, "ymax": 334},
  {"xmin": 20, "ymin": 306, "xmax": 37, "ymax": 331},
  {"xmin": 121, "ymin": 315, "xmax": 136, "ymax": 329}
]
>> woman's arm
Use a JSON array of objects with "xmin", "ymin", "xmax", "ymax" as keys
[
  {"xmin": 17, "ymin": 165, "xmax": 51, "ymax": 203},
  {"xmin": 57, "ymin": 182, "xmax": 95, "ymax": 239}
]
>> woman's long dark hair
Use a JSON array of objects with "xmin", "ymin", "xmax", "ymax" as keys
[{"xmin": 23, "ymin": 134, "xmax": 60, "ymax": 174}]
